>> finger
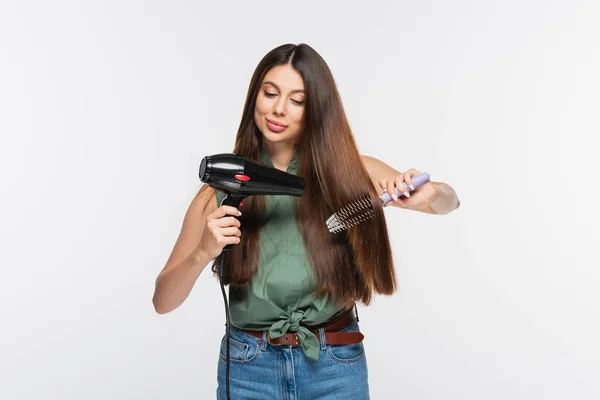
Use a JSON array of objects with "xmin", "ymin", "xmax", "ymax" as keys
[
  {"xmin": 379, "ymin": 179, "xmax": 391, "ymax": 198},
  {"xmin": 405, "ymin": 169, "xmax": 421, "ymax": 190},
  {"xmin": 393, "ymin": 175, "xmax": 410, "ymax": 198},
  {"xmin": 217, "ymin": 235, "xmax": 241, "ymax": 246},
  {"xmin": 403, "ymin": 171, "xmax": 414, "ymax": 191},
  {"xmin": 213, "ymin": 216, "xmax": 241, "ymax": 228},
  {"xmin": 219, "ymin": 227, "xmax": 242, "ymax": 237},
  {"xmin": 212, "ymin": 205, "xmax": 242, "ymax": 219},
  {"xmin": 386, "ymin": 179, "xmax": 398, "ymax": 201}
]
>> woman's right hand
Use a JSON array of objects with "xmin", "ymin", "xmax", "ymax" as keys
[{"xmin": 197, "ymin": 205, "xmax": 242, "ymax": 260}]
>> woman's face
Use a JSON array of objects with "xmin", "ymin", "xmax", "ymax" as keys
[{"xmin": 254, "ymin": 64, "xmax": 305, "ymax": 146}]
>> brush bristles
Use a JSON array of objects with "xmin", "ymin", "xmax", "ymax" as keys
[{"xmin": 326, "ymin": 197, "xmax": 375, "ymax": 233}]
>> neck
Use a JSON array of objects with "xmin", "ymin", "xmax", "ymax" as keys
[{"xmin": 262, "ymin": 141, "xmax": 297, "ymax": 171}]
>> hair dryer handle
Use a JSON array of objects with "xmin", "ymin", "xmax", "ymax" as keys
[{"xmin": 219, "ymin": 193, "xmax": 246, "ymax": 253}]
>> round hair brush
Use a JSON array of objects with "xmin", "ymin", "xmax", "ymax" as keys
[{"xmin": 326, "ymin": 172, "xmax": 431, "ymax": 233}]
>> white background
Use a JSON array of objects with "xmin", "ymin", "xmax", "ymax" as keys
[{"xmin": 1, "ymin": 1, "xmax": 599, "ymax": 399}]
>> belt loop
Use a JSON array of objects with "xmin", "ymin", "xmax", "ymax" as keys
[
  {"xmin": 319, "ymin": 327, "xmax": 327, "ymax": 350},
  {"xmin": 260, "ymin": 330, "xmax": 268, "ymax": 351}
]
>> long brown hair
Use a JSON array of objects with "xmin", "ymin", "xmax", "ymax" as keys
[{"xmin": 199, "ymin": 43, "xmax": 396, "ymax": 307}]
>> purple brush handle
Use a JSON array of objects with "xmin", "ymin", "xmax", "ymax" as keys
[{"xmin": 379, "ymin": 172, "xmax": 430, "ymax": 205}]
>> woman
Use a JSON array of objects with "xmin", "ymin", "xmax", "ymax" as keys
[{"xmin": 153, "ymin": 43, "xmax": 460, "ymax": 399}]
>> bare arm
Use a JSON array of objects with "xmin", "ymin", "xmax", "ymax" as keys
[
  {"xmin": 428, "ymin": 182, "xmax": 461, "ymax": 215},
  {"xmin": 360, "ymin": 155, "xmax": 460, "ymax": 215},
  {"xmin": 152, "ymin": 187, "xmax": 241, "ymax": 314}
]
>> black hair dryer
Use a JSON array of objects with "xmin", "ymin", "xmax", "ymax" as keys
[{"xmin": 199, "ymin": 152, "xmax": 304, "ymax": 254}]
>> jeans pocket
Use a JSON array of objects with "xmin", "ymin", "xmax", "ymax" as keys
[
  {"xmin": 218, "ymin": 328, "xmax": 261, "ymax": 364},
  {"xmin": 326, "ymin": 320, "xmax": 366, "ymax": 364},
  {"xmin": 327, "ymin": 342, "xmax": 366, "ymax": 364}
]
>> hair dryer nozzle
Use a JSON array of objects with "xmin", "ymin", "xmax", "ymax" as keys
[{"xmin": 199, "ymin": 153, "xmax": 304, "ymax": 197}]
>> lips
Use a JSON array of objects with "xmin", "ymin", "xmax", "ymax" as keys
[
  {"xmin": 266, "ymin": 118, "xmax": 287, "ymax": 127},
  {"xmin": 265, "ymin": 118, "xmax": 288, "ymax": 133}
]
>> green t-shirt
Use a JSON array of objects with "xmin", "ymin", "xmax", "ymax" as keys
[{"xmin": 214, "ymin": 146, "xmax": 347, "ymax": 361}]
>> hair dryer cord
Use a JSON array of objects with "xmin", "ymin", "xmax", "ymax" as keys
[{"xmin": 213, "ymin": 253, "xmax": 232, "ymax": 400}]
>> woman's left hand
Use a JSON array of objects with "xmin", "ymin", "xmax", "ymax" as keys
[{"xmin": 378, "ymin": 169, "xmax": 440, "ymax": 208}]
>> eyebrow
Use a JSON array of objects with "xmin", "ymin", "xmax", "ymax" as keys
[{"xmin": 262, "ymin": 81, "xmax": 305, "ymax": 94}]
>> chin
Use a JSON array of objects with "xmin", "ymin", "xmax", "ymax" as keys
[
  {"xmin": 260, "ymin": 128, "xmax": 294, "ymax": 143},
  {"xmin": 263, "ymin": 133, "xmax": 287, "ymax": 142}
]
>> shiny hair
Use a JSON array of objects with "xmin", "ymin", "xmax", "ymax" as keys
[{"xmin": 199, "ymin": 43, "xmax": 395, "ymax": 306}]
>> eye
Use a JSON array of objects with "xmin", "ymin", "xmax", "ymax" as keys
[
  {"xmin": 263, "ymin": 90, "xmax": 276, "ymax": 97},
  {"xmin": 291, "ymin": 99, "xmax": 305, "ymax": 105}
]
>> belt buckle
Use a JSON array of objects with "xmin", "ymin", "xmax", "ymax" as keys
[
  {"xmin": 266, "ymin": 331, "xmax": 275, "ymax": 345},
  {"xmin": 267, "ymin": 331, "xmax": 283, "ymax": 346}
]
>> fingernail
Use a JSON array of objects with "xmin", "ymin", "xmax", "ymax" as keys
[
  {"xmin": 403, "ymin": 192, "xmax": 410, "ymax": 197},
  {"xmin": 238, "ymin": 210, "xmax": 242, "ymax": 215},
  {"xmin": 392, "ymin": 194, "xmax": 398, "ymax": 201},
  {"xmin": 409, "ymin": 184, "xmax": 414, "ymax": 190}
]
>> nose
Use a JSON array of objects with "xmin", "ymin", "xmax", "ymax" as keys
[{"xmin": 273, "ymin": 96, "xmax": 287, "ymax": 116}]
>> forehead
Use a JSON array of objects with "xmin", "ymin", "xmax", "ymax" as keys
[{"xmin": 262, "ymin": 64, "xmax": 304, "ymax": 92}]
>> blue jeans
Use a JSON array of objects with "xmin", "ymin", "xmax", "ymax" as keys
[{"xmin": 216, "ymin": 318, "xmax": 369, "ymax": 399}]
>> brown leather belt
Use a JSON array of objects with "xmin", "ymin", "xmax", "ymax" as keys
[{"xmin": 241, "ymin": 309, "xmax": 364, "ymax": 346}]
